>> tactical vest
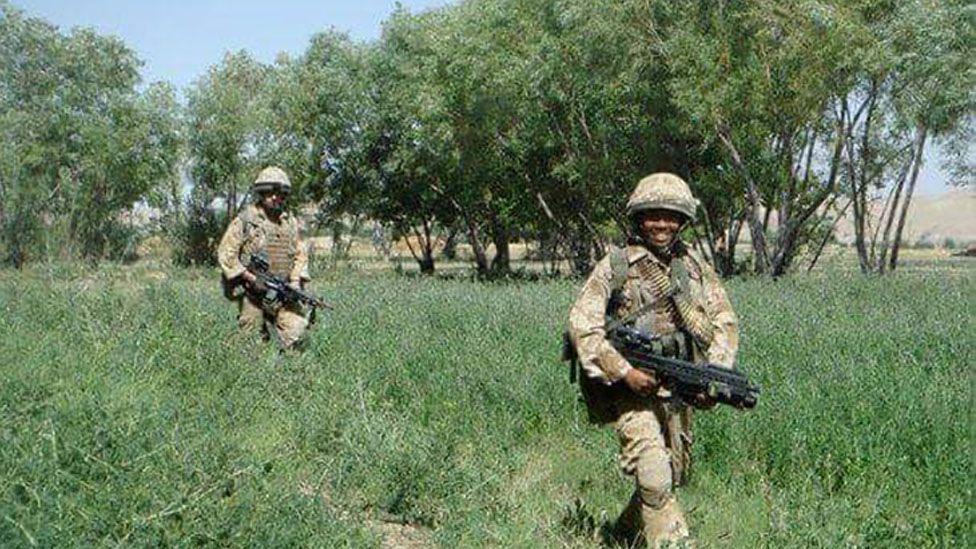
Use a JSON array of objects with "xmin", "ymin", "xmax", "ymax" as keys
[
  {"xmin": 607, "ymin": 246, "xmax": 713, "ymax": 360},
  {"xmin": 239, "ymin": 207, "xmax": 297, "ymax": 279}
]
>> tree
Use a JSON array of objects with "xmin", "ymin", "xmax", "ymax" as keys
[
  {"xmin": 840, "ymin": 0, "xmax": 974, "ymax": 272},
  {"xmin": 185, "ymin": 51, "xmax": 271, "ymax": 223},
  {"xmin": 262, "ymin": 32, "xmax": 374, "ymax": 261},
  {"xmin": 643, "ymin": 0, "xmax": 867, "ymax": 276},
  {"xmin": 0, "ymin": 3, "xmax": 180, "ymax": 265},
  {"xmin": 360, "ymin": 6, "xmax": 460, "ymax": 274}
]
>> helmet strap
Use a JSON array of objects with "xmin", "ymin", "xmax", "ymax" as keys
[{"xmin": 648, "ymin": 239, "xmax": 675, "ymax": 261}]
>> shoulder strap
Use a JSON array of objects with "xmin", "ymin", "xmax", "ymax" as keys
[
  {"xmin": 607, "ymin": 245, "xmax": 629, "ymax": 294},
  {"xmin": 238, "ymin": 206, "xmax": 256, "ymax": 240}
]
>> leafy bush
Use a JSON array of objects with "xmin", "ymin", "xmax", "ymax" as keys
[{"xmin": 169, "ymin": 203, "xmax": 227, "ymax": 267}]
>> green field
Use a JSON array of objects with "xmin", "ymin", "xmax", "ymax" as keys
[{"xmin": 1, "ymin": 259, "xmax": 972, "ymax": 547}]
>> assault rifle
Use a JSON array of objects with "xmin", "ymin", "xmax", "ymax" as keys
[
  {"xmin": 246, "ymin": 252, "xmax": 332, "ymax": 313},
  {"xmin": 608, "ymin": 325, "xmax": 760, "ymax": 410}
]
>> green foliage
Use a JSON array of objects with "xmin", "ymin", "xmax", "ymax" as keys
[
  {"xmin": 1, "ymin": 260, "xmax": 971, "ymax": 545},
  {"xmin": 162, "ymin": 0, "xmax": 973, "ymax": 278},
  {"xmin": 263, "ymin": 31, "xmax": 372, "ymax": 208},
  {"xmin": 0, "ymin": 3, "xmax": 180, "ymax": 266},
  {"xmin": 185, "ymin": 51, "xmax": 271, "ymax": 221},
  {"xmin": 5, "ymin": 0, "xmax": 972, "ymax": 276},
  {"xmin": 169, "ymin": 201, "xmax": 228, "ymax": 267}
]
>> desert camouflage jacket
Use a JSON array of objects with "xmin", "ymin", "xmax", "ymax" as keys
[
  {"xmin": 568, "ymin": 243, "xmax": 738, "ymax": 385},
  {"xmin": 217, "ymin": 204, "xmax": 309, "ymax": 284}
]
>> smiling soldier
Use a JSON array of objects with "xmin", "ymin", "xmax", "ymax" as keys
[{"xmin": 567, "ymin": 172, "xmax": 739, "ymax": 547}]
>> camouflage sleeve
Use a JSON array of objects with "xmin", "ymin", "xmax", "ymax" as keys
[
  {"xmin": 567, "ymin": 255, "xmax": 632, "ymax": 384},
  {"xmin": 216, "ymin": 216, "xmax": 246, "ymax": 280},
  {"xmin": 700, "ymin": 261, "xmax": 739, "ymax": 368},
  {"xmin": 290, "ymin": 221, "xmax": 310, "ymax": 283}
]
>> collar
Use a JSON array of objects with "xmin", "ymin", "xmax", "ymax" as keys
[
  {"xmin": 624, "ymin": 243, "xmax": 671, "ymax": 267},
  {"xmin": 250, "ymin": 204, "xmax": 289, "ymax": 224}
]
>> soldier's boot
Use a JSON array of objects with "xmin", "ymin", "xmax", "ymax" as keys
[
  {"xmin": 640, "ymin": 497, "xmax": 690, "ymax": 548},
  {"xmin": 607, "ymin": 491, "xmax": 645, "ymax": 546}
]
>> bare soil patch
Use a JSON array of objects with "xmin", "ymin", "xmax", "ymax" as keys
[{"xmin": 370, "ymin": 517, "xmax": 433, "ymax": 549}]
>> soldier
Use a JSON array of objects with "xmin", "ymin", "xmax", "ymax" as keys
[
  {"xmin": 567, "ymin": 173, "xmax": 739, "ymax": 547},
  {"xmin": 217, "ymin": 166, "xmax": 311, "ymax": 350}
]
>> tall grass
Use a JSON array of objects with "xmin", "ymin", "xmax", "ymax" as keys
[{"xmin": 0, "ymin": 260, "xmax": 972, "ymax": 546}]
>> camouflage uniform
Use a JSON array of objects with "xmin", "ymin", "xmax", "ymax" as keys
[
  {"xmin": 217, "ymin": 167, "xmax": 311, "ymax": 349},
  {"xmin": 567, "ymin": 173, "xmax": 738, "ymax": 547}
]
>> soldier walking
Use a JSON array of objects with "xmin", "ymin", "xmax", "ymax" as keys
[
  {"xmin": 567, "ymin": 173, "xmax": 739, "ymax": 547},
  {"xmin": 217, "ymin": 166, "xmax": 311, "ymax": 350}
]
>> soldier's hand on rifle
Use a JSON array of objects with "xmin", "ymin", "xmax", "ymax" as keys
[
  {"xmin": 241, "ymin": 270, "xmax": 265, "ymax": 292},
  {"xmin": 623, "ymin": 367, "xmax": 657, "ymax": 396},
  {"xmin": 693, "ymin": 393, "xmax": 717, "ymax": 410}
]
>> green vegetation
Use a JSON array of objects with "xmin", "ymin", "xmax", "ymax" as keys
[
  {"xmin": 1, "ymin": 259, "xmax": 971, "ymax": 546},
  {"xmin": 3, "ymin": 1, "xmax": 973, "ymax": 276},
  {"xmin": 0, "ymin": 3, "xmax": 180, "ymax": 266}
]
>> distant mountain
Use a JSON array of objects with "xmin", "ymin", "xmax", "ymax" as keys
[{"xmin": 834, "ymin": 188, "xmax": 976, "ymax": 247}]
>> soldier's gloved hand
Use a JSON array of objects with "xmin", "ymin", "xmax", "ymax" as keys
[
  {"xmin": 693, "ymin": 393, "xmax": 717, "ymax": 410},
  {"xmin": 623, "ymin": 368, "xmax": 657, "ymax": 396},
  {"xmin": 241, "ymin": 270, "xmax": 265, "ymax": 293}
]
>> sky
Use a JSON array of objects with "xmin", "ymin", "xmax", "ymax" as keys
[
  {"xmin": 16, "ymin": 0, "xmax": 452, "ymax": 91},
  {"xmin": 12, "ymin": 0, "xmax": 962, "ymax": 195}
]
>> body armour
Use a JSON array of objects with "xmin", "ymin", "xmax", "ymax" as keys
[
  {"xmin": 567, "ymin": 242, "xmax": 737, "ymax": 386},
  {"xmin": 610, "ymin": 245, "xmax": 713, "ymax": 361},
  {"xmin": 238, "ymin": 206, "xmax": 298, "ymax": 278},
  {"xmin": 217, "ymin": 204, "xmax": 310, "ymax": 285}
]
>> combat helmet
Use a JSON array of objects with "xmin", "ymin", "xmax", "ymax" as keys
[
  {"xmin": 626, "ymin": 172, "xmax": 699, "ymax": 222},
  {"xmin": 252, "ymin": 166, "xmax": 291, "ymax": 195}
]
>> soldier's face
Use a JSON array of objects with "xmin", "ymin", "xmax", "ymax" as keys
[
  {"xmin": 260, "ymin": 189, "xmax": 286, "ymax": 214},
  {"xmin": 637, "ymin": 209, "xmax": 683, "ymax": 248}
]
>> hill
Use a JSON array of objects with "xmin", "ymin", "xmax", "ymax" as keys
[{"xmin": 834, "ymin": 188, "xmax": 976, "ymax": 247}]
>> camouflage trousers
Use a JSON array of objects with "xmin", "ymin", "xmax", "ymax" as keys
[
  {"xmin": 238, "ymin": 296, "xmax": 308, "ymax": 349},
  {"xmin": 613, "ymin": 394, "xmax": 693, "ymax": 547}
]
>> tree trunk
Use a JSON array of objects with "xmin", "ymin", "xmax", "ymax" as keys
[
  {"xmin": 489, "ymin": 218, "xmax": 510, "ymax": 274},
  {"xmin": 728, "ymin": 216, "xmax": 743, "ymax": 273},
  {"xmin": 807, "ymin": 199, "xmax": 852, "ymax": 273},
  {"xmin": 402, "ymin": 219, "xmax": 436, "ymax": 275},
  {"xmin": 887, "ymin": 124, "xmax": 928, "ymax": 272},
  {"xmin": 852, "ymin": 83, "xmax": 879, "ymax": 273},
  {"xmin": 466, "ymin": 222, "xmax": 490, "ymax": 276},
  {"xmin": 768, "ymin": 116, "xmax": 846, "ymax": 277},
  {"xmin": 419, "ymin": 219, "xmax": 435, "ymax": 275},
  {"xmin": 442, "ymin": 228, "xmax": 458, "ymax": 260},
  {"xmin": 491, "ymin": 236, "xmax": 510, "ymax": 273},
  {"xmin": 330, "ymin": 222, "xmax": 346, "ymax": 261},
  {"xmin": 716, "ymin": 127, "xmax": 770, "ymax": 274},
  {"xmin": 570, "ymin": 232, "xmax": 593, "ymax": 277},
  {"xmin": 872, "ymin": 160, "xmax": 910, "ymax": 271}
]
